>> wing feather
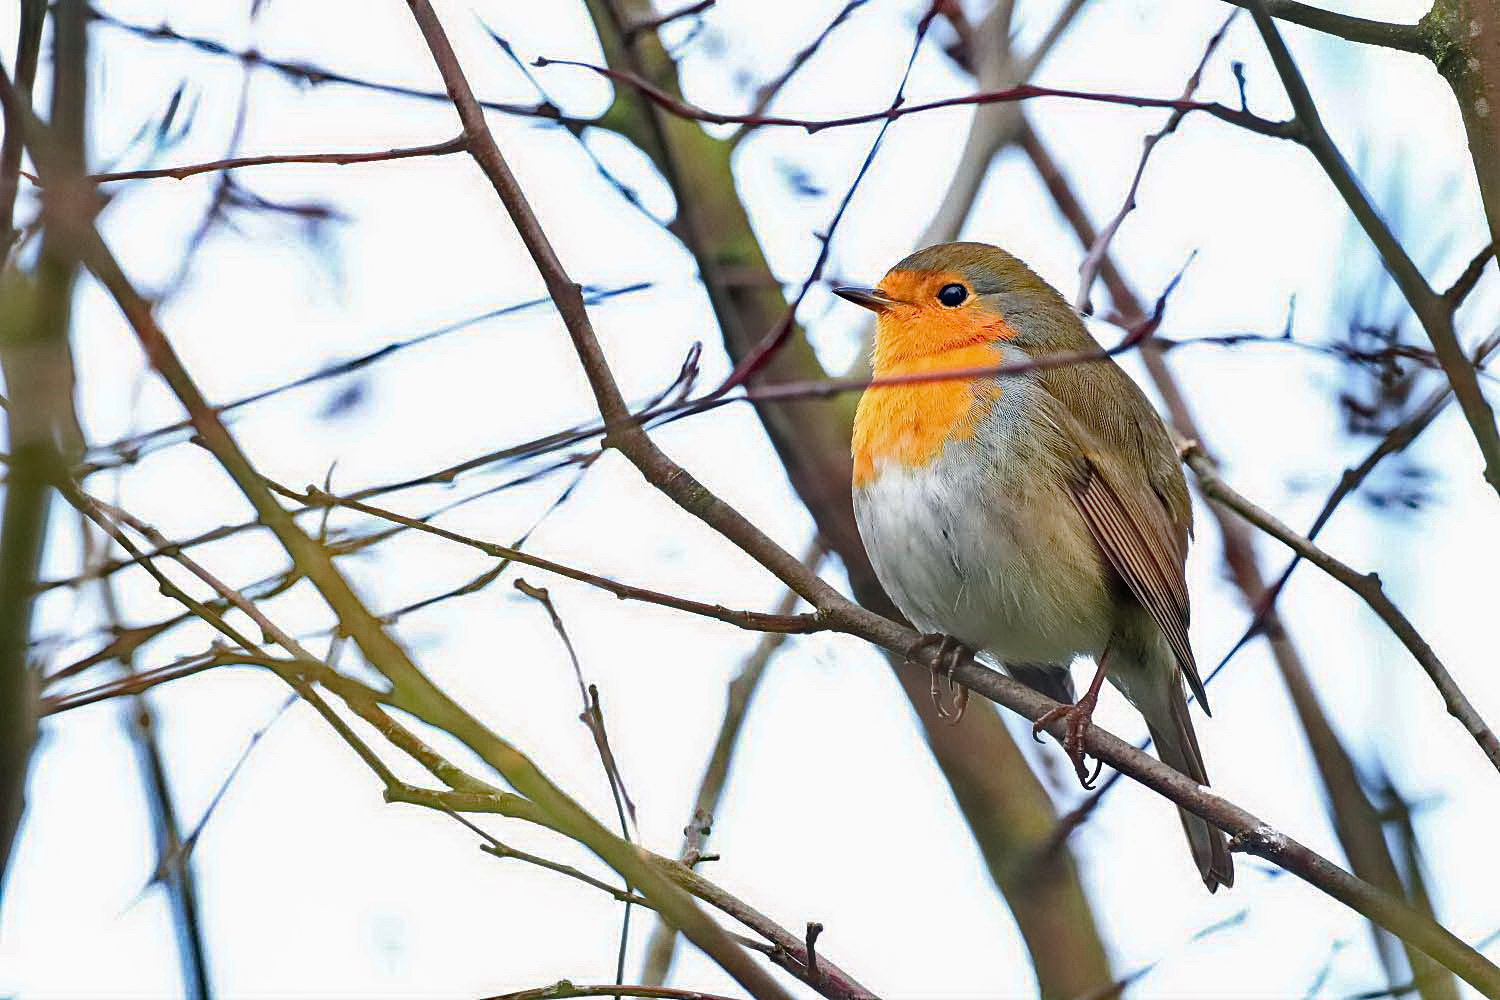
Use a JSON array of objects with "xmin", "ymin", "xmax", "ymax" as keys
[{"xmin": 1072, "ymin": 460, "xmax": 1209, "ymax": 713}]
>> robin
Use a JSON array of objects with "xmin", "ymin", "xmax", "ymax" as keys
[{"xmin": 836, "ymin": 241, "xmax": 1232, "ymax": 891}]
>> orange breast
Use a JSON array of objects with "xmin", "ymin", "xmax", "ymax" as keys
[{"xmin": 851, "ymin": 343, "xmax": 1004, "ymax": 487}]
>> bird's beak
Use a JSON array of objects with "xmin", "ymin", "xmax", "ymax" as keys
[{"xmin": 833, "ymin": 285, "xmax": 898, "ymax": 314}]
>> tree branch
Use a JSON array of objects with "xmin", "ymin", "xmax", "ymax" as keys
[
  {"xmin": 485, "ymin": 984, "xmax": 739, "ymax": 1000},
  {"xmin": 276, "ymin": 484, "xmax": 824, "ymax": 635},
  {"xmin": 68, "ymin": 135, "xmax": 466, "ymax": 184},
  {"xmin": 1219, "ymin": 0, "xmax": 1427, "ymax": 53},
  {"xmin": 539, "ymin": 57, "xmax": 1299, "ymax": 139}
]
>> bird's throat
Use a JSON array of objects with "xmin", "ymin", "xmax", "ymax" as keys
[{"xmin": 851, "ymin": 343, "xmax": 1004, "ymax": 488}]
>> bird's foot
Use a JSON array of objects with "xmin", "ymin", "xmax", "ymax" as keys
[
  {"xmin": 1032, "ymin": 692, "xmax": 1104, "ymax": 789},
  {"xmin": 907, "ymin": 633, "xmax": 973, "ymax": 725}
]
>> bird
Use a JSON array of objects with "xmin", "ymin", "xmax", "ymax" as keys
[{"xmin": 836, "ymin": 241, "xmax": 1233, "ymax": 891}]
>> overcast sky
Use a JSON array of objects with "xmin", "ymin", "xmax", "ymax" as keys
[{"xmin": 3, "ymin": 0, "xmax": 1497, "ymax": 997}]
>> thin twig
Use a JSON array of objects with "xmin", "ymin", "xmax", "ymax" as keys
[
  {"xmin": 538, "ymin": 57, "xmax": 1299, "ymax": 139},
  {"xmin": 88, "ymin": 7, "xmax": 588, "ymax": 127},
  {"xmin": 1442, "ymin": 243, "xmax": 1495, "ymax": 310},
  {"xmin": 484, "ymin": 984, "xmax": 741, "ymax": 1000},
  {"xmin": 1206, "ymin": 324, "xmax": 1500, "ymax": 682},
  {"xmin": 730, "ymin": 0, "xmax": 868, "ymax": 145},
  {"xmin": 516, "ymin": 580, "xmax": 639, "ymax": 985},
  {"xmin": 624, "ymin": 0, "xmax": 715, "ymax": 41},
  {"xmin": 47, "ymin": 135, "xmax": 466, "ymax": 184},
  {"xmin": 276, "ymin": 483, "xmax": 823, "ymax": 635},
  {"xmin": 711, "ymin": 0, "xmax": 945, "ymax": 395}
]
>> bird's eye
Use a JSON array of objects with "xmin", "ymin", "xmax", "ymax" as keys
[{"xmin": 937, "ymin": 283, "xmax": 968, "ymax": 307}]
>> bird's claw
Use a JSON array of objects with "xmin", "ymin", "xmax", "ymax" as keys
[
  {"xmin": 1032, "ymin": 701, "xmax": 1103, "ymax": 789},
  {"xmin": 907, "ymin": 633, "xmax": 973, "ymax": 726}
]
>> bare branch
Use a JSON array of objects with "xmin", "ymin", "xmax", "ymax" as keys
[
  {"xmin": 87, "ymin": 7, "xmax": 588, "ymax": 127},
  {"xmin": 1443, "ymin": 242, "xmax": 1495, "ymax": 309},
  {"xmin": 730, "ymin": 0, "xmax": 869, "ymax": 144},
  {"xmin": 1076, "ymin": 12, "xmax": 1235, "ymax": 312},
  {"xmin": 68, "ymin": 135, "xmax": 466, "ymax": 184},
  {"xmin": 540, "ymin": 56, "xmax": 1299, "ymax": 139},
  {"xmin": 277, "ymin": 483, "xmax": 823, "ymax": 635},
  {"xmin": 624, "ymin": 0, "xmax": 716, "ymax": 41},
  {"xmin": 1217, "ymin": 0, "xmax": 1427, "ymax": 53},
  {"xmin": 485, "ymin": 981, "xmax": 741, "ymax": 1000}
]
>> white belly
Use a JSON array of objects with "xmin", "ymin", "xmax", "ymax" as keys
[{"xmin": 852, "ymin": 407, "xmax": 1111, "ymax": 666}]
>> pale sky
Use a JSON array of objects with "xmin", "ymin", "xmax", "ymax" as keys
[{"xmin": 3, "ymin": 1, "xmax": 1496, "ymax": 997}]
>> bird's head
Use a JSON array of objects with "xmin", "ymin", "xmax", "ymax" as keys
[{"xmin": 835, "ymin": 241, "xmax": 1080, "ymax": 367}]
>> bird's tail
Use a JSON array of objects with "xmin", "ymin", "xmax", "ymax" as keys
[{"xmin": 1141, "ymin": 678, "xmax": 1234, "ymax": 892}]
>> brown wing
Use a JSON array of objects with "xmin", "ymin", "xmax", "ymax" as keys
[
  {"xmin": 1036, "ymin": 359, "xmax": 1206, "ymax": 712},
  {"xmin": 1071, "ymin": 459, "xmax": 1208, "ymax": 712}
]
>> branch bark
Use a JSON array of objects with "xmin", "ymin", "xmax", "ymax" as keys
[
  {"xmin": 0, "ymin": 0, "xmax": 80, "ymax": 901},
  {"xmin": 1426, "ymin": 0, "xmax": 1500, "ymax": 255},
  {"xmin": 1183, "ymin": 444, "xmax": 1500, "ymax": 771}
]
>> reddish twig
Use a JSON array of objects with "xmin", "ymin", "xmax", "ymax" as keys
[
  {"xmin": 46, "ymin": 135, "xmax": 466, "ymax": 184},
  {"xmin": 711, "ymin": 1, "xmax": 945, "ymax": 396},
  {"xmin": 88, "ymin": 7, "xmax": 587, "ymax": 127},
  {"xmin": 537, "ymin": 56, "xmax": 1298, "ymax": 139},
  {"xmin": 484, "ymin": 983, "xmax": 741, "ymax": 1000},
  {"xmin": 731, "ymin": 0, "xmax": 869, "ymax": 144}
]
